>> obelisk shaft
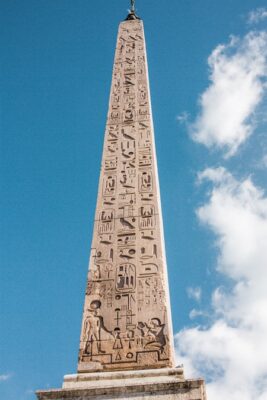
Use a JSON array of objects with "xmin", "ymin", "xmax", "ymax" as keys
[{"xmin": 78, "ymin": 17, "xmax": 175, "ymax": 373}]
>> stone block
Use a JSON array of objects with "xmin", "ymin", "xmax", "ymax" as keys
[{"xmin": 36, "ymin": 368, "xmax": 206, "ymax": 400}]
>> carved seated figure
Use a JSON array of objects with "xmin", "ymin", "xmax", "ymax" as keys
[{"xmin": 137, "ymin": 318, "xmax": 166, "ymax": 354}]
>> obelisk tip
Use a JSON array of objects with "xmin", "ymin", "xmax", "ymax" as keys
[{"xmin": 125, "ymin": 0, "xmax": 140, "ymax": 20}]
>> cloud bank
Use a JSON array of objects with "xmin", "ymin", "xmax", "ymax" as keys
[
  {"xmin": 190, "ymin": 31, "xmax": 267, "ymax": 157},
  {"xmin": 176, "ymin": 168, "xmax": 267, "ymax": 400},
  {"xmin": 176, "ymin": 14, "xmax": 267, "ymax": 399}
]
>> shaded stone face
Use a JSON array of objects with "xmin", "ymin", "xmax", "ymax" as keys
[{"xmin": 78, "ymin": 18, "xmax": 175, "ymax": 372}]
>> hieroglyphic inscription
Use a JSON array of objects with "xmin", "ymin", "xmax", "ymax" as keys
[{"xmin": 78, "ymin": 17, "xmax": 174, "ymax": 372}]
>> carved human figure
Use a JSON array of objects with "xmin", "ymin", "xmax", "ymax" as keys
[{"xmin": 83, "ymin": 300, "xmax": 113, "ymax": 355}]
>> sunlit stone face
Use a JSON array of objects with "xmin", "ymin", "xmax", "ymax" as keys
[{"xmin": 78, "ymin": 18, "xmax": 175, "ymax": 373}]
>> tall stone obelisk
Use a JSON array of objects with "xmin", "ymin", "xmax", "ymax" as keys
[
  {"xmin": 37, "ymin": 3, "xmax": 207, "ymax": 399},
  {"xmin": 77, "ymin": 8, "xmax": 174, "ymax": 375}
]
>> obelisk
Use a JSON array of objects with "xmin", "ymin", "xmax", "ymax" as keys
[
  {"xmin": 77, "ymin": 6, "xmax": 174, "ymax": 375},
  {"xmin": 37, "ymin": 3, "xmax": 207, "ymax": 399}
]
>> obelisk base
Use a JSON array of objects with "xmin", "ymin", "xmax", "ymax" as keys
[{"xmin": 36, "ymin": 368, "xmax": 206, "ymax": 400}]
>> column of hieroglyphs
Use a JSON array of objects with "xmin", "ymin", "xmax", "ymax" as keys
[{"xmin": 78, "ymin": 17, "xmax": 175, "ymax": 373}]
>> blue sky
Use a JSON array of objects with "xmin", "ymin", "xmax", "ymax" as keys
[{"xmin": 1, "ymin": 1, "xmax": 267, "ymax": 399}]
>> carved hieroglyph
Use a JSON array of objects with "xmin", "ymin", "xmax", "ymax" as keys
[{"xmin": 78, "ymin": 17, "xmax": 175, "ymax": 372}]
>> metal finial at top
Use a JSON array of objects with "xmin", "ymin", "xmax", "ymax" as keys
[
  {"xmin": 130, "ymin": 0, "xmax": 135, "ymax": 12},
  {"xmin": 125, "ymin": 0, "xmax": 140, "ymax": 20}
]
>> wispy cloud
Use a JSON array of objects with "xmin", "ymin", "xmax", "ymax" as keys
[
  {"xmin": 0, "ymin": 373, "xmax": 12, "ymax": 382},
  {"xmin": 187, "ymin": 286, "xmax": 202, "ymax": 302},
  {"xmin": 248, "ymin": 8, "xmax": 267, "ymax": 24},
  {"xmin": 176, "ymin": 168, "xmax": 267, "ymax": 400},
  {"xmin": 189, "ymin": 309, "xmax": 207, "ymax": 320},
  {"xmin": 177, "ymin": 111, "xmax": 189, "ymax": 124},
  {"xmin": 190, "ymin": 31, "xmax": 267, "ymax": 157}
]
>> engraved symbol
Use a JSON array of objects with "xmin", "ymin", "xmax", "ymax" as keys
[
  {"xmin": 140, "ymin": 263, "xmax": 158, "ymax": 275},
  {"xmin": 124, "ymin": 308, "xmax": 135, "ymax": 326},
  {"xmin": 104, "ymin": 157, "xmax": 117, "ymax": 171},
  {"xmin": 120, "ymin": 217, "xmax": 135, "ymax": 230},
  {"xmin": 124, "ymin": 73, "xmax": 135, "ymax": 87},
  {"xmin": 107, "ymin": 125, "xmax": 119, "ymax": 140},
  {"xmin": 119, "ymin": 205, "xmax": 136, "ymax": 231},
  {"xmin": 138, "ymin": 83, "xmax": 147, "ymax": 103},
  {"xmin": 101, "ymin": 281, "xmax": 113, "ymax": 308},
  {"xmin": 103, "ymin": 196, "xmax": 116, "ymax": 206},
  {"xmin": 126, "ymin": 330, "xmax": 135, "ymax": 350},
  {"xmin": 119, "ymin": 192, "xmax": 136, "ymax": 205},
  {"xmin": 124, "ymin": 108, "xmax": 135, "ymax": 122},
  {"xmin": 110, "ymin": 110, "xmax": 120, "ymax": 123},
  {"xmin": 126, "ymin": 54, "xmax": 135, "ymax": 65},
  {"xmin": 141, "ymin": 230, "xmax": 155, "ymax": 240},
  {"xmin": 121, "ymin": 140, "xmax": 135, "ymax": 159},
  {"xmin": 104, "ymin": 263, "xmax": 113, "ymax": 279},
  {"xmin": 93, "ymin": 248, "xmax": 114, "ymax": 264},
  {"xmin": 141, "ymin": 193, "xmax": 154, "ymax": 202},
  {"xmin": 103, "ymin": 175, "xmax": 116, "ymax": 196},
  {"xmin": 93, "ymin": 264, "xmax": 101, "ymax": 280},
  {"xmin": 111, "ymin": 93, "xmax": 120, "ymax": 107},
  {"xmin": 119, "ymin": 247, "xmax": 136, "ymax": 260},
  {"xmin": 98, "ymin": 209, "xmax": 115, "ymax": 234},
  {"xmin": 120, "ymin": 166, "xmax": 136, "ymax": 189},
  {"xmin": 99, "ymin": 233, "xmax": 113, "ymax": 245},
  {"xmin": 115, "ymin": 308, "xmax": 121, "ymax": 326},
  {"xmin": 116, "ymin": 263, "xmax": 136, "ymax": 292},
  {"xmin": 138, "ymin": 106, "xmax": 149, "ymax": 119},
  {"xmin": 125, "ymin": 42, "xmax": 135, "ymax": 56},
  {"xmin": 113, "ymin": 328, "xmax": 123, "ymax": 350},
  {"xmin": 122, "ymin": 125, "xmax": 135, "ymax": 140},
  {"xmin": 138, "ymin": 129, "xmax": 151, "ymax": 148},
  {"xmin": 139, "ymin": 149, "xmax": 152, "ymax": 167},
  {"xmin": 117, "ymin": 232, "xmax": 136, "ymax": 246},
  {"xmin": 139, "ymin": 206, "xmax": 156, "ymax": 229},
  {"xmin": 139, "ymin": 121, "xmax": 149, "ymax": 129},
  {"xmin": 139, "ymin": 171, "xmax": 152, "ymax": 192},
  {"xmin": 107, "ymin": 141, "xmax": 118, "ymax": 154},
  {"xmin": 140, "ymin": 244, "xmax": 157, "ymax": 259}
]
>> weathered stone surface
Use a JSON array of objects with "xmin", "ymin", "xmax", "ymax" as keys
[
  {"xmin": 77, "ymin": 17, "xmax": 175, "ymax": 373},
  {"xmin": 36, "ymin": 368, "xmax": 206, "ymax": 399}
]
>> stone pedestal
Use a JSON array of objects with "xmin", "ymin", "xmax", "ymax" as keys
[{"xmin": 36, "ymin": 368, "xmax": 206, "ymax": 400}]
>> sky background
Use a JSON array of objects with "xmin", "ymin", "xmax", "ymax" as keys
[{"xmin": 1, "ymin": 1, "xmax": 267, "ymax": 399}]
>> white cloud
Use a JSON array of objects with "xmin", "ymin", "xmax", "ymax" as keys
[
  {"xmin": 187, "ymin": 286, "xmax": 202, "ymax": 302},
  {"xmin": 248, "ymin": 8, "xmax": 267, "ymax": 24},
  {"xmin": 0, "ymin": 374, "xmax": 12, "ymax": 382},
  {"xmin": 177, "ymin": 111, "xmax": 189, "ymax": 124},
  {"xmin": 189, "ymin": 309, "xmax": 206, "ymax": 319},
  {"xmin": 190, "ymin": 31, "xmax": 267, "ymax": 157},
  {"xmin": 175, "ymin": 168, "xmax": 267, "ymax": 400}
]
